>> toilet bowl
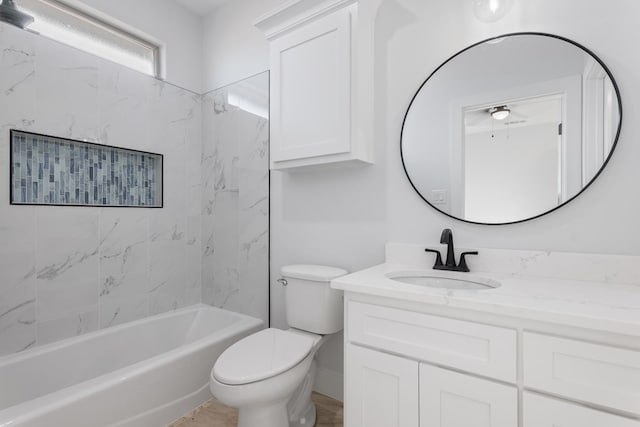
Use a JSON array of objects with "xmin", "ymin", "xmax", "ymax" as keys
[
  {"xmin": 210, "ymin": 328, "xmax": 321, "ymax": 427},
  {"xmin": 209, "ymin": 264, "xmax": 347, "ymax": 427}
]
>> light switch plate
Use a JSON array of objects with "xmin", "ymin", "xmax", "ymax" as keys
[{"xmin": 431, "ymin": 189, "xmax": 447, "ymax": 205}]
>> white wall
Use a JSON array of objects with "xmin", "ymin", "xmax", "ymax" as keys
[
  {"xmin": 201, "ymin": 0, "xmax": 285, "ymax": 92},
  {"xmin": 72, "ymin": 0, "xmax": 203, "ymax": 93},
  {"xmin": 270, "ymin": 167, "xmax": 387, "ymax": 399}
]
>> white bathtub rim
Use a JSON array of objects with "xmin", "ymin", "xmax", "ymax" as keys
[
  {"xmin": 0, "ymin": 304, "xmax": 263, "ymax": 426},
  {"xmin": 0, "ymin": 304, "xmax": 252, "ymax": 367},
  {"xmin": 0, "ymin": 304, "xmax": 263, "ymax": 425}
]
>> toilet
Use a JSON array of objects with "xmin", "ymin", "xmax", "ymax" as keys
[{"xmin": 209, "ymin": 264, "xmax": 347, "ymax": 427}]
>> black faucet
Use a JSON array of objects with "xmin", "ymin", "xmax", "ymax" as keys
[{"xmin": 424, "ymin": 229, "xmax": 478, "ymax": 272}]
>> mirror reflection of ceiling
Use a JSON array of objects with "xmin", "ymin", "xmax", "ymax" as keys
[
  {"xmin": 464, "ymin": 95, "xmax": 562, "ymax": 134},
  {"xmin": 401, "ymin": 33, "xmax": 621, "ymax": 225}
]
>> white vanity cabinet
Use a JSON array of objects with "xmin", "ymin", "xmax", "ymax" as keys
[
  {"xmin": 343, "ymin": 296, "xmax": 640, "ymax": 427},
  {"xmin": 255, "ymin": 0, "xmax": 373, "ymax": 170},
  {"xmin": 344, "ymin": 299, "xmax": 518, "ymax": 427}
]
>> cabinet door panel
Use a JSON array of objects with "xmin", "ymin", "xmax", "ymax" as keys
[
  {"xmin": 345, "ymin": 344, "xmax": 419, "ymax": 427},
  {"xmin": 524, "ymin": 393, "xmax": 640, "ymax": 427},
  {"xmin": 524, "ymin": 332, "xmax": 640, "ymax": 415},
  {"xmin": 270, "ymin": 7, "xmax": 351, "ymax": 163},
  {"xmin": 420, "ymin": 363, "xmax": 517, "ymax": 427}
]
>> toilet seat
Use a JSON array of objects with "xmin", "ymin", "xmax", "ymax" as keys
[{"xmin": 213, "ymin": 328, "xmax": 315, "ymax": 385}]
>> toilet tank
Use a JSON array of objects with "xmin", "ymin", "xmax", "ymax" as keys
[{"xmin": 281, "ymin": 264, "xmax": 348, "ymax": 334}]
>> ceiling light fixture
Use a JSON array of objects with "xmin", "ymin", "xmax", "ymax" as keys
[
  {"xmin": 472, "ymin": 0, "xmax": 513, "ymax": 23},
  {"xmin": 490, "ymin": 105, "xmax": 511, "ymax": 120}
]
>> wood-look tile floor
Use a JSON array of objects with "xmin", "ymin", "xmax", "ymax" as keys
[{"xmin": 170, "ymin": 392, "xmax": 343, "ymax": 427}]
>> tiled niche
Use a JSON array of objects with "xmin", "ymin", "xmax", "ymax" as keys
[{"xmin": 10, "ymin": 130, "xmax": 162, "ymax": 207}]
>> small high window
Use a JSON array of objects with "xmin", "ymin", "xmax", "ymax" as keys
[{"xmin": 18, "ymin": 0, "xmax": 160, "ymax": 77}]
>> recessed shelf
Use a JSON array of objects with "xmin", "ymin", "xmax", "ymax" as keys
[{"xmin": 10, "ymin": 130, "xmax": 163, "ymax": 208}]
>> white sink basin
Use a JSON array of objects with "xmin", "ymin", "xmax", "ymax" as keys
[{"xmin": 385, "ymin": 271, "xmax": 500, "ymax": 290}]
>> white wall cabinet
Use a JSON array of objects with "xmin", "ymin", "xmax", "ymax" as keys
[
  {"xmin": 270, "ymin": 7, "xmax": 351, "ymax": 164},
  {"xmin": 256, "ymin": 0, "xmax": 373, "ymax": 170},
  {"xmin": 343, "ymin": 297, "xmax": 640, "ymax": 427},
  {"xmin": 345, "ymin": 343, "xmax": 418, "ymax": 427}
]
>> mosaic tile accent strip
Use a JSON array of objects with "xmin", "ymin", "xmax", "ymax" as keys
[{"xmin": 10, "ymin": 130, "xmax": 163, "ymax": 207}]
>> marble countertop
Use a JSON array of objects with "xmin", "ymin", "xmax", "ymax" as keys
[{"xmin": 331, "ymin": 262, "xmax": 640, "ymax": 338}]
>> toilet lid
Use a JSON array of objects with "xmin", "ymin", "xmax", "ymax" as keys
[{"xmin": 213, "ymin": 328, "xmax": 315, "ymax": 385}]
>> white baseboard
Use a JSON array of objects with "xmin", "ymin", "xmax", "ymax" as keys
[{"xmin": 313, "ymin": 365, "xmax": 343, "ymax": 401}]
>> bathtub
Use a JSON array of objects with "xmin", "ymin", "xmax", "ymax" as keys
[{"xmin": 0, "ymin": 304, "xmax": 263, "ymax": 427}]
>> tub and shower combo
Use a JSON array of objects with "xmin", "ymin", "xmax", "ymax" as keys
[{"xmin": 0, "ymin": 305, "xmax": 263, "ymax": 426}]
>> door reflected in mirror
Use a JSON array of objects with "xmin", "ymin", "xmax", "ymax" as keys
[
  {"xmin": 463, "ymin": 95, "xmax": 562, "ymax": 223},
  {"xmin": 401, "ymin": 33, "xmax": 621, "ymax": 225}
]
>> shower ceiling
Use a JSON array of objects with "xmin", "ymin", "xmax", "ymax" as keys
[{"xmin": 173, "ymin": 0, "xmax": 231, "ymax": 15}]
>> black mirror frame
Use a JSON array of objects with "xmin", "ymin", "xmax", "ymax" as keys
[{"xmin": 399, "ymin": 32, "xmax": 623, "ymax": 226}]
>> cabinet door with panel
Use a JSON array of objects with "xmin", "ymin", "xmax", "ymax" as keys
[
  {"xmin": 270, "ymin": 6, "xmax": 352, "ymax": 164},
  {"xmin": 524, "ymin": 332, "xmax": 640, "ymax": 415},
  {"xmin": 419, "ymin": 363, "xmax": 518, "ymax": 427},
  {"xmin": 524, "ymin": 393, "xmax": 640, "ymax": 427},
  {"xmin": 345, "ymin": 344, "xmax": 419, "ymax": 427}
]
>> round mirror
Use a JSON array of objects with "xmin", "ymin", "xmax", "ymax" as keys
[{"xmin": 401, "ymin": 33, "xmax": 622, "ymax": 225}]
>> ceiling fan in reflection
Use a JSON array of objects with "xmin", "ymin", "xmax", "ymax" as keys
[{"xmin": 465, "ymin": 105, "xmax": 528, "ymax": 127}]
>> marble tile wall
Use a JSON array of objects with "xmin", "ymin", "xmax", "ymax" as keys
[
  {"xmin": 201, "ymin": 73, "xmax": 269, "ymax": 323},
  {"xmin": 0, "ymin": 23, "xmax": 202, "ymax": 356}
]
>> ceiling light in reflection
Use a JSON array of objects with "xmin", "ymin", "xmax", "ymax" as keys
[
  {"xmin": 472, "ymin": 0, "xmax": 514, "ymax": 23},
  {"xmin": 490, "ymin": 105, "xmax": 510, "ymax": 120}
]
